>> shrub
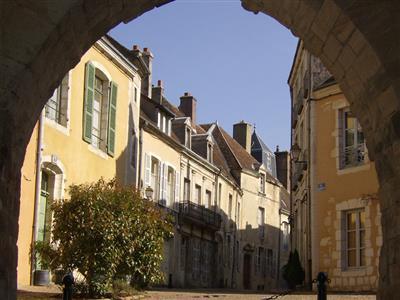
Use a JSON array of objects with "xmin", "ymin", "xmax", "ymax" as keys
[
  {"xmin": 48, "ymin": 178, "xmax": 173, "ymax": 297},
  {"xmin": 282, "ymin": 249, "xmax": 305, "ymax": 289}
]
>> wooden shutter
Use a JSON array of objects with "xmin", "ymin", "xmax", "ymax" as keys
[
  {"xmin": 338, "ymin": 109, "xmax": 344, "ymax": 169},
  {"xmin": 83, "ymin": 63, "xmax": 95, "ymax": 142},
  {"xmin": 158, "ymin": 162, "xmax": 163, "ymax": 202},
  {"xmin": 163, "ymin": 164, "xmax": 168, "ymax": 205},
  {"xmin": 107, "ymin": 82, "xmax": 117, "ymax": 156},
  {"xmin": 144, "ymin": 153, "xmax": 151, "ymax": 187},
  {"xmin": 175, "ymin": 171, "xmax": 180, "ymax": 204}
]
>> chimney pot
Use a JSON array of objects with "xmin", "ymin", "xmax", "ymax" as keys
[
  {"xmin": 184, "ymin": 92, "xmax": 191, "ymax": 97},
  {"xmin": 157, "ymin": 80, "xmax": 163, "ymax": 88},
  {"xmin": 133, "ymin": 45, "xmax": 140, "ymax": 51}
]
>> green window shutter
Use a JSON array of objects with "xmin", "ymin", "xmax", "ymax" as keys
[
  {"xmin": 83, "ymin": 62, "xmax": 95, "ymax": 142},
  {"xmin": 107, "ymin": 82, "xmax": 117, "ymax": 156}
]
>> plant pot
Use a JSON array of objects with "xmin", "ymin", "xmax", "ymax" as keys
[{"xmin": 33, "ymin": 269, "xmax": 50, "ymax": 286}]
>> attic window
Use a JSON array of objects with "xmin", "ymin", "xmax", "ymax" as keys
[
  {"xmin": 207, "ymin": 143, "xmax": 213, "ymax": 163},
  {"xmin": 260, "ymin": 173, "xmax": 266, "ymax": 194},
  {"xmin": 158, "ymin": 111, "xmax": 171, "ymax": 136},
  {"xmin": 185, "ymin": 127, "xmax": 191, "ymax": 148}
]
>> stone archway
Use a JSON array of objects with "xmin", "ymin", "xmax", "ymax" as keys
[{"xmin": 1, "ymin": 1, "xmax": 399, "ymax": 299}]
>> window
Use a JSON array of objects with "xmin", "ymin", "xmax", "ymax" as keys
[
  {"xmin": 258, "ymin": 207, "xmax": 265, "ymax": 239},
  {"xmin": 267, "ymin": 249, "xmax": 273, "ymax": 277},
  {"xmin": 207, "ymin": 143, "xmax": 213, "ymax": 163},
  {"xmin": 237, "ymin": 202, "xmax": 241, "ymax": 228},
  {"xmin": 345, "ymin": 210, "xmax": 365, "ymax": 268},
  {"xmin": 167, "ymin": 167, "xmax": 175, "ymax": 205},
  {"xmin": 183, "ymin": 178, "xmax": 190, "ymax": 201},
  {"xmin": 130, "ymin": 128, "xmax": 137, "ymax": 168},
  {"xmin": 228, "ymin": 194, "xmax": 233, "ymax": 219},
  {"xmin": 260, "ymin": 173, "xmax": 265, "ymax": 194},
  {"xmin": 194, "ymin": 184, "xmax": 201, "ymax": 205},
  {"xmin": 83, "ymin": 63, "xmax": 117, "ymax": 155},
  {"xmin": 255, "ymin": 247, "xmax": 265, "ymax": 275},
  {"xmin": 185, "ymin": 126, "xmax": 191, "ymax": 148},
  {"xmin": 282, "ymin": 222, "xmax": 289, "ymax": 251},
  {"xmin": 45, "ymin": 73, "xmax": 69, "ymax": 126},
  {"xmin": 150, "ymin": 157, "xmax": 160, "ymax": 201},
  {"xmin": 218, "ymin": 183, "xmax": 222, "ymax": 208},
  {"xmin": 134, "ymin": 87, "xmax": 138, "ymax": 102},
  {"xmin": 205, "ymin": 190, "xmax": 212, "ymax": 208},
  {"xmin": 157, "ymin": 111, "xmax": 171, "ymax": 136},
  {"xmin": 340, "ymin": 108, "xmax": 365, "ymax": 168}
]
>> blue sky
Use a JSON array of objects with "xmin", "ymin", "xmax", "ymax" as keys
[{"xmin": 109, "ymin": 0, "xmax": 297, "ymax": 151}]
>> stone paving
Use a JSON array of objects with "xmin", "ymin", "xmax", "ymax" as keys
[
  {"xmin": 17, "ymin": 285, "xmax": 376, "ymax": 300},
  {"xmin": 145, "ymin": 289, "xmax": 376, "ymax": 300}
]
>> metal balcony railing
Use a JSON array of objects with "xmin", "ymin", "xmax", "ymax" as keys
[
  {"xmin": 341, "ymin": 144, "xmax": 366, "ymax": 168},
  {"xmin": 178, "ymin": 201, "xmax": 222, "ymax": 230}
]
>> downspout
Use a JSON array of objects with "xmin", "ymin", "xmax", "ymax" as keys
[
  {"xmin": 276, "ymin": 208, "xmax": 282, "ymax": 289},
  {"xmin": 137, "ymin": 125, "xmax": 144, "ymax": 190},
  {"xmin": 231, "ymin": 191, "xmax": 239, "ymax": 289},
  {"xmin": 30, "ymin": 110, "xmax": 44, "ymax": 284},
  {"xmin": 289, "ymin": 86, "xmax": 294, "ymax": 251}
]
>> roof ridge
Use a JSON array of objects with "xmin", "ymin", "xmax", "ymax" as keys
[{"xmin": 215, "ymin": 125, "xmax": 243, "ymax": 170}]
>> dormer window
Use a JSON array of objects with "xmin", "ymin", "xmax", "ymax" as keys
[
  {"xmin": 260, "ymin": 173, "xmax": 266, "ymax": 194},
  {"xmin": 185, "ymin": 126, "xmax": 191, "ymax": 148},
  {"xmin": 207, "ymin": 143, "xmax": 213, "ymax": 163},
  {"xmin": 157, "ymin": 111, "xmax": 171, "ymax": 136}
]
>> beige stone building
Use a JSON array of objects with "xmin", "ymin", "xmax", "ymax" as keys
[
  {"xmin": 288, "ymin": 41, "xmax": 381, "ymax": 291},
  {"xmin": 134, "ymin": 44, "xmax": 290, "ymax": 290}
]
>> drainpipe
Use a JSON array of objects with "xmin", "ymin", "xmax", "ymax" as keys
[
  {"xmin": 30, "ymin": 110, "xmax": 44, "ymax": 284},
  {"xmin": 276, "ymin": 209, "xmax": 282, "ymax": 289},
  {"xmin": 137, "ymin": 125, "xmax": 144, "ymax": 190}
]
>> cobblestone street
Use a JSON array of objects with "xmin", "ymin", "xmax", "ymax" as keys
[
  {"xmin": 146, "ymin": 290, "xmax": 376, "ymax": 300},
  {"xmin": 17, "ymin": 286, "xmax": 376, "ymax": 300}
]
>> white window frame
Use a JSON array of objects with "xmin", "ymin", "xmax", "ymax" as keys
[{"xmin": 345, "ymin": 209, "xmax": 365, "ymax": 269}]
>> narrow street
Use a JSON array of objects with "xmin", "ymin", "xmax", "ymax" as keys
[{"xmin": 146, "ymin": 289, "xmax": 375, "ymax": 300}]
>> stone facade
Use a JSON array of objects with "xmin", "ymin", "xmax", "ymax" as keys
[
  {"xmin": 2, "ymin": 1, "xmax": 400, "ymax": 298},
  {"xmin": 288, "ymin": 41, "xmax": 381, "ymax": 292}
]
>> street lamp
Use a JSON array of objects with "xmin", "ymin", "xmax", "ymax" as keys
[
  {"xmin": 291, "ymin": 143, "xmax": 307, "ymax": 164},
  {"xmin": 145, "ymin": 186, "xmax": 153, "ymax": 200}
]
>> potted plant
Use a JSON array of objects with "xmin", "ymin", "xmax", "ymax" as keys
[
  {"xmin": 282, "ymin": 249, "xmax": 305, "ymax": 290},
  {"xmin": 32, "ymin": 241, "xmax": 57, "ymax": 286}
]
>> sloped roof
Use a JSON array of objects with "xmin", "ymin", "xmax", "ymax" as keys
[
  {"xmin": 252, "ymin": 131, "xmax": 274, "ymax": 153},
  {"xmin": 206, "ymin": 124, "xmax": 259, "ymax": 173}
]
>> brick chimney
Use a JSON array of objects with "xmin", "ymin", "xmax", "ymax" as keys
[
  {"xmin": 274, "ymin": 146, "xmax": 290, "ymax": 190},
  {"xmin": 141, "ymin": 47, "xmax": 153, "ymax": 98},
  {"xmin": 152, "ymin": 80, "xmax": 163, "ymax": 104},
  {"xmin": 233, "ymin": 121, "xmax": 252, "ymax": 153},
  {"xmin": 179, "ymin": 92, "xmax": 197, "ymax": 125}
]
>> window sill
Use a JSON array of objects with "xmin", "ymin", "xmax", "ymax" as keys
[
  {"xmin": 44, "ymin": 118, "xmax": 69, "ymax": 136},
  {"xmin": 88, "ymin": 144, "xmax": 109, "ymax": 159},
  {"xmin": 337, "ymin": 162, "xmax": 370, "ymax": 175},
  {"xmin": 340, "ymin": 267, "xmax": 367, "ymax": 276}
]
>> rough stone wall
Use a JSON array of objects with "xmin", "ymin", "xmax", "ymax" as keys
[{"xmin": 1, "ymin": 0, "xmax": 400, "ymax": 298}]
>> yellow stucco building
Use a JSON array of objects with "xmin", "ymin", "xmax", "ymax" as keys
[
  {"xmin": 289, "ymin": 41, "xmax": 381, "ymax": 291},
  {"xmin": 17, "ymin": 36, "xmax": 142, "ymax": 286}
]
